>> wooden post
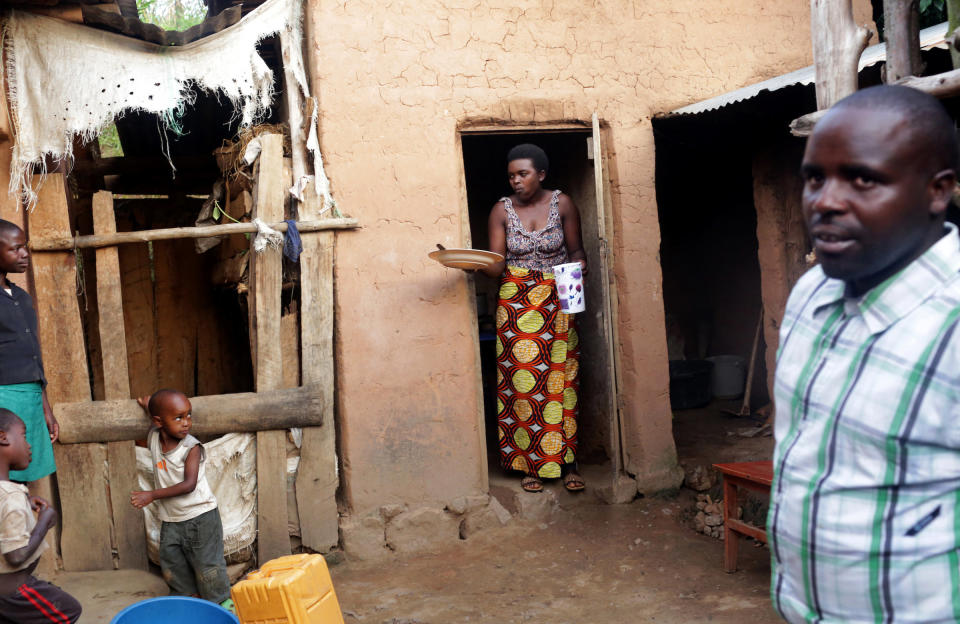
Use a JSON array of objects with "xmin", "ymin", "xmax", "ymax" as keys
[
  {"xmin": 884, "ymin": 0, "xmax": 923, "ymax": 82},
  {"xmin": 249, "ymin": 133, "xmax": 291, "ymax": 563},
  {"xmin": 280, "ymin": 27, "xmax": 308, "ymax": 217},
  {"xmin": 296, "ymin": 230, "xmax": 339, "ymax": 552},
  {"xmin": 93, "ymin": 191, "xmax": 148, "ymax": 571},
  {"xmin": 28, "ymin": 174, "xmax": 113, "ymax": 571},
  {"xmin": 810, "ymin": 0, "xmax": 871, "ymax": 110}
]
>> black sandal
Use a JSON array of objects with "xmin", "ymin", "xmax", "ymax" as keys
[{"xmin": 521, "ymin": 475, "xmax": 543, "ymax": 493}]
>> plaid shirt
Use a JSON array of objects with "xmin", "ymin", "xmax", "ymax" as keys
[{"xmin": 770, "ymin": 224, "xmax": 960, "ymax": 624}]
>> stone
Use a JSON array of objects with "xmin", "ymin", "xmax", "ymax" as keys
[
  {"xmin": 227, "ymin": 561, "xmax": 253, "ymax": 584},
  {"xmin": 447, "ymin": 494, "xmax": 489, "ymax": 515},
  {"xmin": 460, "ymin": 497, "xmax": 512, "ymax": 538},
  {"xmin": 682, "ymin": 463, "xmax": 716, "ymax": 492},
  {"xmin": 705, "ymin": 513, "xmax": 723, "ymax": 527},
  {"xmin": 694, "ymin": 511, "xmax": 706, "ymax": 531},
  {"xmin": 513, "ymin": 487, "xmax": 559, "ymax": 523},
  {"xmin": 340, "ymin": 513, "xmax": 388, "ymax": 561},
  {"xmin": 596, "ymin": 473, "xmax": 637, "ymax": 504},
  {"xmin": 385, "ymin": 507, "xmax": 460, "ymax": 553}
]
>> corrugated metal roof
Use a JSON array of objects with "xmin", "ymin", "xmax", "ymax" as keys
[{"xmin": 670, "ymin": 22, "xmax": 950, "ymax": 117}]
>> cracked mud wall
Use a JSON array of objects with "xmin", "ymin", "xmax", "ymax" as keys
[{"xmin": 312, "ymin": 0, "xmax": 870, "ymax": 512}]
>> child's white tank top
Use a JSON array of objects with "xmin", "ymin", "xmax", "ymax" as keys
[{"xmin": 147, "ymin": 428, "xmax": 218, "ymax": 523}]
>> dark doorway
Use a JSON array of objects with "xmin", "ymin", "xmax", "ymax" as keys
[{"xmin": 460, "ymin": 129, "xmax": 618, "ymax": 482}]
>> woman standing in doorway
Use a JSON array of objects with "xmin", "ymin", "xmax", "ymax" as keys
[{"xmin": 478, "ymin": 144, "xmax": 587, "ymax": 493}]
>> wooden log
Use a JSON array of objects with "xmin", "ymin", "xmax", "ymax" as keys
[
  {"xmin": 791, "ymin": 66, "xmax": 960, "ymax": 137},
  {"xmin": 810, "ymin": 0, "xmax": 871, "ymax": 110},
  {"xmin": 93, "ymin": 191, "xmax": 149, "ymax": 571},
  {"xmin": 884, "ymin": 0, "xmax": 923, "ymax": 83},
  {"xmin": 55, "ymin": 387, "xmax": 324, "ymax": 444},
  {"xmin": 249, "ymin": 133, "xmax": 291, "ymax": 563},
  {"xmin": 789, "ymin": 109, "xmax": 828, "ymax": 137},
  {"xmin": 897, "ymin": 68, "xmax": 960, "ymax": 98},
  {"xmin": 296, "ymin": 231, "xmax": 339, "ymax": 552},
  {"xmin": 30, "ymin": 218, "xmax": 360, "ymax": 251},
  {"xmin": 29, "ymin": 174, "xmax": 113, "ymax": 572}
]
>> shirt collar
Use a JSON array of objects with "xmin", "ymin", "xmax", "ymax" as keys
[{"xmin": 811, "ymin": 223, "xmax": 960, "ymax": 335}]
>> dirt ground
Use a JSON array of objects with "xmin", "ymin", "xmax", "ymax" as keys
[
  {"xmin": 331, "ymin": 492, "xmax": 777, "ymax": 624},
  {"xmin": 52, "ymin": 400, "xmax": 778, "ymax": 623}
]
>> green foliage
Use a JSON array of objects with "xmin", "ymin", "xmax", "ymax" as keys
[
  {"xmin": 98, "ymin": 123, "xmax": 124, "ymax": 158},
  {"xmin": 137, "ymin": 0, "xmax": 208, "ymax": 31},
  {"xmin": 920, "ymin": 0, "xmax": 948, "ymax": 27}
]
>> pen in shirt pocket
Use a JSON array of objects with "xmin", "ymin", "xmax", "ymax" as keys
[{"xmin": 905, "ymin": 505, "xmax": 941, "ymax": 537}]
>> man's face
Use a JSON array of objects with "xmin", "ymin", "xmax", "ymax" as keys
[
  {"xmin": 0, "ymin": 228, "xmax": 28, "ymax": 275},
  {"xmin": 801, "ymin": 107, "xmax": 954, "ymax": 295}
]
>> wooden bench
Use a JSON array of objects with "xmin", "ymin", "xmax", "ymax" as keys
[{"xmin": 712, "ymin": 461, "xmax": 773, "ymax": 573}]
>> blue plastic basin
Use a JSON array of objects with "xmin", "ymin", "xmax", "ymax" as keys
[{"xmin": 110, "ymin": 596, "xmax": 238, "ymax": 624}]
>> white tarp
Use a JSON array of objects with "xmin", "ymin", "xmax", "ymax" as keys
[
  {"xmin": 3, "ymin": 0, "xmax": 333, "ymax": 211},
  {"xmin": 136, "ymin": 432, "xmax": 257, "ymax": 564}
]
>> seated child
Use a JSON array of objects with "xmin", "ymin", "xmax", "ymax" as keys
[
  {"xmin": 0, "ymin": 408, "xmax": 81, "ymax": 623},
  {"xmin": 130, "ymin": 389, "xmax": 231, "ymax": 607}
]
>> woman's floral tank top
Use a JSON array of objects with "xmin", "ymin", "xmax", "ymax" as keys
[{"xmin": 502, "ymin": 189, "xmax": 568, "ymax": 273}]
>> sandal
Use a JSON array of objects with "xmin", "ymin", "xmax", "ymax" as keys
[
  {"xmin": 563, "ymin": 472, "xmax": 585, "ymax": 492},
  {"xmin": 521, "ymin": 475, "xmax": 543, "ymax": 493}
]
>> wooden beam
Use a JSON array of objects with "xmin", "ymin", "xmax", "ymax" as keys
[
  {"xmin": 791, "ymin": 67, "xmax": 960, "ymax": 137},
  {"xmin": 93, "ymin": 191, "xmax": 149, "ymax": 571},
  {"xmin": 74, "ymin": 155, "xmax": 215, "ymax": 177},
  {"xmin": 28, "ymin": 174, "xmax": 113, "ymax": 572},
  {"xmin": 55, "ymin": 387, "xmax": 324, "ymax": 444},
  {"xmin": 30, "ymin": 218, "xmax": 360, "ymax": 251},
  {"xmin": 810, "ymin": 0, "xmax": 871, "ymax": 110},
  {"xmin": 249, "ymin": 133, "xmax": 291, "ymax": 563},
  {"xmin": 296, "ymin": 230, "xmax": 339, "ymax": 552},
  {"xmin": 897, "ymin": 68, "xmax": 960, "ymax": 97}
]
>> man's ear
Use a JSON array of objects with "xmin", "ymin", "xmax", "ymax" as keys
[
  {"xmin": 538, "ymin": 170, "xmax": 546, "ymax": 183},
  {"xmin": 0, "ymin": 430, "xmax": 9, "ymax": 447},
  {"xmin": 929, "ymin": 169, "xmax": 957, "ymax": 217}
]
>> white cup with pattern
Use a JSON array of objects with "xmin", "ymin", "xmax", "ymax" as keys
[{"xmin": 552, "ymin": 262, "xmax": 585, "ymax": 313}]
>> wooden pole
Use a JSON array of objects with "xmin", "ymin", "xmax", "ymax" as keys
[
  {"xmin": 249, "ymin": 133, "xmax": 292, "ymax": 563},
  {"xmin": 93, "ymin": 191, "xmax": 149, "ymax": 571},
  {"xmin": 30, "ymin": 218, "xmax": 360, "ymax": 251},
  {"xmin": 29, "ymin": 174, "xmax": 113, "ymax": 572},
  {"xmin": 55, "ymin": 387, "xmax": 325, "ymax": 444},
  {"xmin": 280, "ymin": 24, "xmax": 309, "ymax": 218},
  {"xmin": 810, "ymin": 0, "xmax": 871, "ymax": 110},
  {"xmin": 884, "ymin": 0, "xmax": 923, "ymax": 82}
]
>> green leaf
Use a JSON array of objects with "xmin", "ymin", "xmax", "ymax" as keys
[
  {"xmin": 921, "ymin": 0, "xmax": 933, "ymax": 12},
  {"xmin": 212, "ymin": 204, "xmax": 221, "ymax": 220}
]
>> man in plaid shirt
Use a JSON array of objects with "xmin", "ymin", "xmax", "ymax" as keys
[{"xmin": 770, "ymin": 85, "xmax": 960, "ymax": 622}]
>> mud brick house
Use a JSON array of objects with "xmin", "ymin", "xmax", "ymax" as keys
[{"xmin": 0, "ymin": 0, "xmax": 877, "ymax": 567}]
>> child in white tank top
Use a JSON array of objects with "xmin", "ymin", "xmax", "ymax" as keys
[{"xmin": 130, "ymin": 389, "xmax": 231, "ymax": 607}]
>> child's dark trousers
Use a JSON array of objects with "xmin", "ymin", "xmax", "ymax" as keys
[
  {"xmin": 159, "ymin": 507, "xmax": 231, "ymax": 603},
  {"xmin": 0, "ymin": 577, "xmax": 81, "ymax": 623}
]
